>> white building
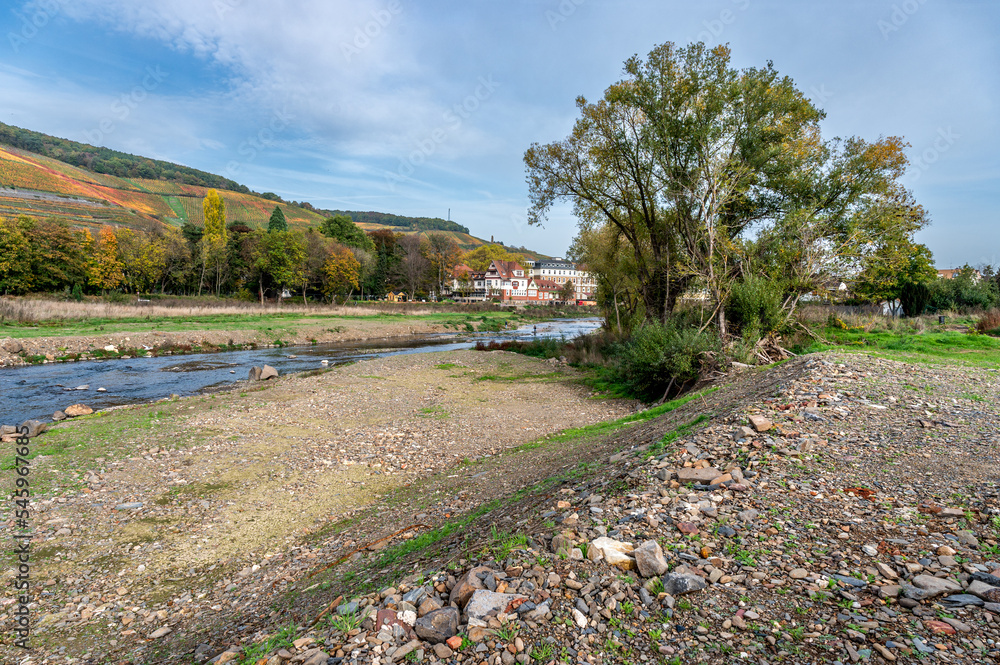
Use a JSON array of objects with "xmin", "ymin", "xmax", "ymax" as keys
[{"xmin": 527, "ymin": 258, "xmax": 596, "ymax": 301}]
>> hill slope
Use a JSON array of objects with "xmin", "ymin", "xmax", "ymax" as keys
[{"xmin": 0, "ymin": 125, "xmax": 547, "ymax": 256}]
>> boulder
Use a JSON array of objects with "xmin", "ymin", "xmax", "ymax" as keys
[
  {"xmin": 463, "ymin": 590, "xmax": 527, "ymax": 624},
  {"xmin": 634, "ymin": 540, "xmax": 669, "ymax": 578},
  {"xmin": 661, "ymin": 572, "xmax": 707, "ymax": 596},
  {"xmin": 676, "ymin": 467, "xmax": 722, "ymax": 484},
  {"xmin": 413, "ymin": 607, "xmax": 460, "ymax": 644},
  {"xmin": 259, "ymin": 365, "xmax": 279, "ymax": 380},
  {"xmin": 52, "ymin": 411, "xmax": 67, "ymax": 422},
  {"xmin": 18, "ymin": 420, "xmax": 46, "ymax": 438},
  {"xmin": 587, "ymin": 537, "xmax": 635, "ymax": 570},
  {"xmin": 3, "ymin": 340, "xmax": 23, "ymax": 353},
  {"xmin": 248, "ymin": 366, "xmax": 262, "ymax": 380},
  {"xmin": 449, "ymin": 565, "xmax": 493, "ymax": 609},
  {"xmin": 64, "ymin": 404, "xmax": 93, "ymax": 417}
]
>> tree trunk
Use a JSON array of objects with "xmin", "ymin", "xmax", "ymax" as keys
[
  {"xmin": 198, "ymin": 260, "xmax": 206, "ymax": 296},
  {"xmin": 717, "ymin": 304, "xmax": 727, "ymax": 338},
  {"xmin": 258, "ymin": 278, "xmax": 264, "ymax": 306}
]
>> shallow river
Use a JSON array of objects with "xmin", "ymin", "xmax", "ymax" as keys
[{"xmin": 0, "ymin": 318, "xmax": 601, "ymax": 425}]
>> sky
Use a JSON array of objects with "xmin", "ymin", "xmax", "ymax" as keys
[{"xmin": 0, "ymin": 0, "xmax": 996, "ymax": 264}]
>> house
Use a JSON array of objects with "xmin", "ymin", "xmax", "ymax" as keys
[
  {"xmin": 528, "ymin": 258, "xmax": 597, "ymax": 301},
  {"xmin": 386, "ymin": 290, "xmax": 407, "ymax": 303},
  {"xmin": 937, "ymin": 268, "xmax": 982, "ymax": 283},
  {"xmin": 484, "ymin": 260, "xmax": 526, "ymax": 299}
]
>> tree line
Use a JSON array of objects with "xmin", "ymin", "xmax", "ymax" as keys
[{"xmin": 0, "ymin": 191, "xmax": 529, "ymax": 303}]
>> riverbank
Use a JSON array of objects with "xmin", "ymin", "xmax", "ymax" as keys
[
  {"xmin": 8, "ymin": 349, "xmax": 999, "ymax": 665},
  {"xmin": 0, "ymin": 311, "xmax": 526, "ymax": 368},
  {"xmin": 4, "ymin": 348, "xmax": 637, "ymax": 661}
]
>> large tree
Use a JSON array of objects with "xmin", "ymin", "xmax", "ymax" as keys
[
  {"xmin": 526, "ymin": 42, "xmax": 928, "ymax": 333},
  {"xmin": 0, "ymin": 216, "xmax": 33, "ymax": 294},
  {"xmin": 460, "ymin": 244, "xmax": 524, "ymax": 272}
]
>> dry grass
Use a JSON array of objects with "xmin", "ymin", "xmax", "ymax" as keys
[
  {"xmin": 0, "ymin": 297, "xmax": 451, "ymax": 324},
  {"xmin": 977, "ymin": 309, "xmax": 1000, "ymax": 334}
]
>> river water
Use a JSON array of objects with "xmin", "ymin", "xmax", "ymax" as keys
[{"xmin": 0, "ymin": 318, "xmax": 602, "ymax": 425}]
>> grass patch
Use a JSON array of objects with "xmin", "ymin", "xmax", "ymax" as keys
[{"xmin": 797, "ymin": 328, "xmax": 1000, "ymax": 368}]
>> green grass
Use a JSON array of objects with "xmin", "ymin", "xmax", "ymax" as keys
[
  {"xmin": 798, "ymin": 328, "xmax": 1000, "ymax": 368},
  {"xmin": 235, "ymin": 623, "xmax": 298, "ymax": 665},
  {"xmin": 0, "ymin": 309, "xmax": 522, "ymax": 339}
]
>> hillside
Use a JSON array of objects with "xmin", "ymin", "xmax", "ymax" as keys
[{"xmin": 0, "ymin": 125, "xmax": 548, "ymax": 257}]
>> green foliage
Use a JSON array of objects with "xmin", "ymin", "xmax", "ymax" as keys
[
  {"xmin": 319, "ymin": 209, "xmax": 469, "ymax": 234},
  {"xmin": 900, "ymin": 280, "xmax": 931, "ymax": 317},
  {"xmin": 927, "ymin": 266, "xmax": 998, "ymax": 312},
  {"xmin": 267, "ymin": 206, "xmax": 288, "ymax": 233},
  {"xmin": 320, "ymin": 215, "xmax": 375, "ymax": 252},
  {"xmin": 0, "ymin": 216, "xmax": 33, "ymax": 294},
  {"xmin": 612, "ymin": 320, "xmax": 721, "ymax": 402},
  {"xmin": 727, "ymin": 275, "xmax": 784, "ymax": 336}
]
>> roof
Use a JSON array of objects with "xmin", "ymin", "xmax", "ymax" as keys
[
  {"xmin": 451, "ymin": 264, "xmax": 474, "ymax": 279},
  {"xmin": 486, "ymin": 260, "xmax": 524, "ymax": 279},
  {"xmin": 532, "ymin": 278, "xmax": 560, "ymax": 290}
]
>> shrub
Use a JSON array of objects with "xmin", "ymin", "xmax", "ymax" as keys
[
  {"xmin": 71, "ymin": 283, "xmax": 83, "ymax": 302},
  {"xmin": 612, "ymin": 320, "xmax": 721, "ymax": 402},
  {"xmin": 727, "ymin": 276, "xmax": 784, "ymax": 337}
]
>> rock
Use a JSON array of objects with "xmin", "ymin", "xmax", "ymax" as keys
[
  {"xmin": 260, "ymin": 365, "xmax": 279, "ymax": 380},
  {"xmin": 572, "ymin": 608, "xmax": 587, "ymax": 628},
  {"xmin": 955, "ymin": 530, "xmax": 979, "ymax": 547},
  {"xmin": 446, "ymin": 635, "xmax": 463, "ymax": 650},
  {"xmin": 18, "ymin": 420, "xmax": 46, "ymax": 438},
  {"xmin": 911, "ymin": 575, "xmax": 963, "ymax": 597},
  {"xmin": 449, "ymin": 565, "xmax": 493, "ymax": 609},
  {"xmin": 872, "ymin": 643, "xmax": 896, "ymax": 662},
  {"xmin": 676, "ymin": 467, "xmax": 722, "ymax": 484},
  {"xmin": 661, "ymin": 573, "xmax": 707, "ymax": 596},
  {"xmin": 464, "ymin": 590, "xmax": 526, "ymax": 624},
  {"xmin": 732, "ymin": 426, "xmax": 755, "ymax": 440},
  {"xmin": 52, "ymin": 411, "xmax": 66, "ymax": 421},
  {"xmin": 248, "ymin": 366, "xmax": 262, "ymax": 380},
  {"xmin": 968, "ymin": 580, "xmax": 1000, "ymax": 602},
  {"xmin": 413, "ymin": 607, "xmax": 459, "ymax": 644},
  {"xmin": 114, "ymin": 502, "xmax": 144, "ymax": 510},
  {"xmin": 634, "ymin": 540, "xmax": 668, "ymax": 578},
  {"xmin": 433, "ymin": 643, "xmax": 454, "ymax": 659},
  {"xmin": 149, "ymin": 626, "xmax": 172, "ymax": 638},
  {"xmin": 301, "ymin": 650, "xmax": 330, "ymax": 665},
  {"xmin": 876, "ymin": 562, "xmax": 898, "ymax": 580},
  {"xmin": 924, "ymin": 620, "xmax": 956, "ymax": 635},
  {"xmin": 936, "ymin": 545, "xmax": 956, "ymax": 556},
  {"xmin": 789, "ymin": 568, "xmax": 808, "ymax": 579},
  {"xmin": 551, "ymin": 533, "xmax": 573, "ymax": 555},
  {"xmin": 737, "ymin": 509, "xmax": 759, "ymax": 522},
  {"xmin": 64, "ymin": 404, "xmax": 93, "ymax": 417},
  {"xmin": 587, "ymin": 537, "xmax": 635, "ymax": 570},
  {"xmin": 74, "ymin": 384, "xmax": 89, "ymax": 390},
  {"xmin": 3, "ymin": 340, "xmax": 23, "ymax": 353},
  {"xmin": 748, "ymin": 415, "xmax": 772, "ymax": 432},
  {"xmin": 417, "ymin": 596, "xmax": 443, "ymax": 617},
  {"xmin": 193, "ymin": 644, "xmax": 214, "ymax": 663},
  {"xmin": 942, "ymin": 594, "xmax": 984, "ymax": 607}
]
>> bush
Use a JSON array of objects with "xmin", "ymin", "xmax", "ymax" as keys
[
  {"xmin": 71, "ymin": 283, "xmax": 83, "ymax": 302},
  {"xmin": 727, "ymin": 276, "xmax": 784, "ymax": 337},
  {"xmin": 899, "ymin": 281, "xmax": 930, "ymax": 317},
  {"xmin": 612, "ymin": 320, "xmax": 721, "ymax": 402}
]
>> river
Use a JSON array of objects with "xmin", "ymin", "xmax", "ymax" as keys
[{"xmin": 0, "ymin": 318, "xmax": 601, "ymax": 425}]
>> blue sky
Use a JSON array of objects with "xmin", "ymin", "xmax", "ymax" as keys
[{"xmin": 1, "ymin": 0, "xmax": 996, "ymax": 263}]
